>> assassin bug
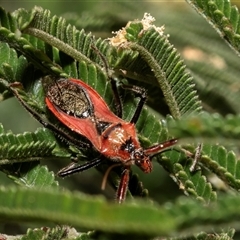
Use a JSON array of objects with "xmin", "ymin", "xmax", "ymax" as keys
[
  {"xmin": 9, "ymin": 64, "xmax": 177, "ymax": 203},
  {"xmin": 10, "ymin": 76, "xmax": 177, "ymax": 203}
]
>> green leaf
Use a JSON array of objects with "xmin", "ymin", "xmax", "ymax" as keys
[
  {"xmin": 0, "ymin": 127, "xmax": 56, "ymax": 162},
  {"xmin": 0, "ymin": 28, "xmax": 60, "ymax": 75},
  {"xmin": 0, "ymin": 42, "xmax": 28, "ymax": 83},
  {"xmin": 168, "ymin": 112, "xmax": 240, "ymax": 192},
  {"xmin": 12, "ymin": 165, "xmax": 58, "ymax": 188},
  {"xmin": 0, "ymin": 187, "xmax": 176, "ymax": 236},
  {"xmin": 109, "ymin": 14, "xmax": 202, "ymax": 118},
  {"xmin": 0, "ymin": 7, "xmax": 64, "ymax": 76},
  {"xmin": 159, "ymin": 149, "xmax": 217, "ymax": 203},
  {"xmin": 186, "ymin": 0, "xmax": 240, "ymax": 56},
  {"xmin": 187, "ymin": 62, "xmax": 240, "ymax": 114},
  {"xmin": 192, "ymin": 229, "xmax": 235, "ymax": 240},
  {"xmin": 19, "ymin": 226, "xmax": 77, "ymax": 240},
  {"xmin": 201, "ymin": 144, "xmax": 240, "ymax": 191},
  {"xmin": 19, "ymin": 6, "xmax": 101, "ymax": 69},
  {"xmin": 0, "ymin": 123, "xmax": 59, "ymax": 188},
  {"xmin": 0, "ymin": 186, "xmax": 239, "ymax": 238},
  {"xmin": 0, "ymin": 6, "xmax": 17, "ymax": 32}
]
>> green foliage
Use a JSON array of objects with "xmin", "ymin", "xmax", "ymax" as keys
[
  {"xmin": 0, "ymin": 186, "xmax": 239, "ymax": 238},
  {"xmin": 186, "ymin": 0, "xmax": 240, "ymax": 55},
  {"xmin": 0, "ymin": 1, "xmax": 240, "ymax": 239},
  {"xmin": 0, "ymin": 124, "xmax": 55, "ymax": 161},
  {"xmin": 21, "ymin": 226, "xmax": 71, "ymax": 240},
  {"xmin": 123, "ymin": 19, "xmax": 202, "ymax": 117}
]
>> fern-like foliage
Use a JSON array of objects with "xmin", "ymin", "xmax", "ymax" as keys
[
  {"xmin": 17, "ymin": 226, "xmax": 72, "ymax": 240},
  {"xmin": 0, "ymin": 122, "xmax": 59, "ymax": 188},
  {"xmin": 0, "ymin": 124, "xmax": 55, "ymax": 161},
  {"xmin": 167, "ymin": 112, "xmax": 240, "ymax": 192},
  {"xmin": 0, "ymin": 186, "xmax": 239, "ymax": 237},
  {"xmin": 0, "ymin": 43, "xmax": 28, "ymax": 84},
  {"xmin": 108, "ymin": 14, "xmax": 202, "ymax": 118},
  {"xmin": 10, "ymin": 165, "xmax": 58, "ymax": 188},
  {"xmin": 15, "ymin": 7, "xmax": 108, "ymax": 75},
  {"xmin": 187, "ymin": 0, "xmax": 240, "ymax": 56},
  {"xmin": 158, "ymin": 149, "xmax": 217, "ymax": 204},
  {"xmin": 201, "ymin": 144, "xmax": 240, "ymax": 190},
  {"xmin": 15, "ymin": 7, "xmax": 202, "ymax": 119}
]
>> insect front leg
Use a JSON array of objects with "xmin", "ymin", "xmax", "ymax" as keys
[{"xmin": 116, "ymin": 167, "xmax": 131, "ymax": 203}]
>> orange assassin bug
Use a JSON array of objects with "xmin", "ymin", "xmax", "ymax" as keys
[{"xmin": 10, "ymin": 73, "xmax": 177, "ymax": 203}]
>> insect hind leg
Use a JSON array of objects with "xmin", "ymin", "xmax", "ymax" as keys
[
  {"xmin": 120, "ymin": 84, "xmax": 147, "ymax": 124},
  {"xmin": 9, "ymin": 82, "xmax": 90, "ymax": 149},
  {"xmin": 57, "ymin": 157, "xmax": 102, "ymax": 177},
  {"xmin": 91, "ymin": 45, "xmax": 123, "ymax": 118}
]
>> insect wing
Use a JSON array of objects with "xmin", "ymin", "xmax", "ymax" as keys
[
  {"xmin": 69, "ymin": 79, "xmax": 122, "ymax": 122},
  {"xmin": 45, "ymin": 78, "xmax": 123, "ymax": 150},
  {"xmin": 45, "ymin": 97, "xmax": 101, "ymax": 148}
]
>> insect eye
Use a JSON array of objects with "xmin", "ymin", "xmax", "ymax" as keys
[
  {"xmin": 133, "ymin": 149, "xmax": 144, "ymax": 159},
  {"xmin": 120, "ymin": 138, "xmax": 135, "ymax": 153}
]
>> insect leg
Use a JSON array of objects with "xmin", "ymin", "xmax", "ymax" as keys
[
  {"xmin": 90, "ymin": 45, "xmax": 150, "ymax": 124},
  {"xmin": 91, "ymin": 45, "xmax": 123, "ymax": 118},
  {"xmin": 116, "ymin": 167, "xmax": 130, "ymax": 203},
  {"xmin": 9, "ymin": 82, "xmax": 90, "ymax": 149},
  {"xmin": 121, "ymin": 84, "xmax": 147, "ymax": 124},
  {"xmin": 110, "ymin": 78, "xmax": 123, "ymax": 118},
  {"xmin": 57, "ymin": 157, "xmax": 102, "ymax": 177}
]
